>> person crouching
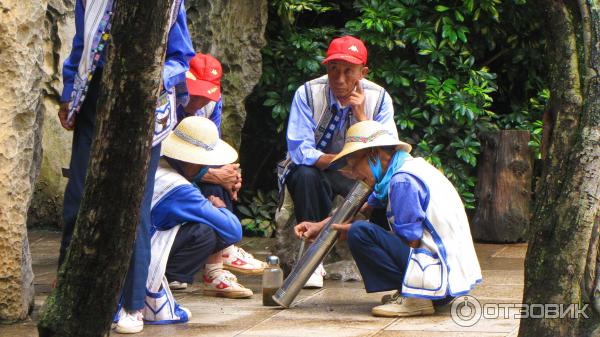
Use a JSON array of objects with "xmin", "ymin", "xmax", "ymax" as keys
[{"xmin": 294, "ymin": 121, "xmax": 482, "ymax": 317}]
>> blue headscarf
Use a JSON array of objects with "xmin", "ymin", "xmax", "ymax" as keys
[{"xmin": 369, "ymin": 150, "xmax": 411, "ymax": 202}]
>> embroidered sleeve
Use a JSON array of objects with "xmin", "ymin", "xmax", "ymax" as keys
[
  {"xmin": 162, "ymin": 2, "xmax": 195, "ymax": 91},
  {"xmin": 61, "ymin": 0, "xmax": 85, "ymax": 102}
]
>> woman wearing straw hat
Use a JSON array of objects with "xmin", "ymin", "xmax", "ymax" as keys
[
  {"xmin": 146, "ymin": 116, "xmax": 254, "ymax": 314},
  {"xmin": 295, "ymin": 120, "xmax": 482, "ymax": 317}
]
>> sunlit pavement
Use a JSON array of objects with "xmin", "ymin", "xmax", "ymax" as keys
[{"xmin": 0, "ymin": 230, "xmax": 524, "ymax": 337}]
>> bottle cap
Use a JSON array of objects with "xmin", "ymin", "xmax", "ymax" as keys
[{"xmin": 266, "ymin": 255, "xmax": 279, "ymax": 266}]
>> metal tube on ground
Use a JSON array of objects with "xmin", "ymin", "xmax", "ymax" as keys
[{"xmin": 272, "ymin": 180, "xmax": 372, "ymax": 308}]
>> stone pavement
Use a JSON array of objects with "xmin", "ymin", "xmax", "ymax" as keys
[{"xmin": 0, "ymin": 230, "xmax": 526, "ymax": 337}]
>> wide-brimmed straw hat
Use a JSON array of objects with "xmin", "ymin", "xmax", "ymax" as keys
[
  {"xmin": 331, "ymin": 121, "xmax": 412, "ymax": 165},
  {"xmin": 161, "ymin": 116, "xmax": 237, "ymax": 166}
]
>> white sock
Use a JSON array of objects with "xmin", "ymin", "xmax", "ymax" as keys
[
  {"xmin": 204, "ymin": 263, "xmax": 223, "ymax": 278},
  {"xmin": 222, "ymin": 245, "xmax": 236, "ymax": 256}
]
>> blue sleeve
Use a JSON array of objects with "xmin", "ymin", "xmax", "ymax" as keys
[
  {"xmin": 151, "ymin": 185, "xmax": 242, "ymax": 245},
  {"xmin": 388, "ymin": 173, "xmax": 428, "ymax": 242},
  {"xmin": 163, "ymin": 2, "xmax": 195, "ymax": 91},
  {"xmin": 211, "ymin": 98, "xmax": 223, "ymax": 135},
  {"xmin": 373, "ymin": 91, "xmax": 398, "ymax": 138},
  {"xmin": 367, "ymin": 193, "xmax": 385, "ymax": 208},
  {"xmin": 61, "ymin": 0, "xmax": 85, "ymax": 102},
  {"xmin": 286, "ymin": 85, "xmax": 324, "ymax": 165}
]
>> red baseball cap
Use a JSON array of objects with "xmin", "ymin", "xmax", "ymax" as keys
[
  {"xmin": 186, "ymin": 53, "xmax": 222, "ymax": 102},
  {"xmin": 322, "ymin": 36, "xmax": 368, "ymax": 65}
]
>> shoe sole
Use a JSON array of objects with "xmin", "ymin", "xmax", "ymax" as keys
[
  {"xmin": 372, "ymin": 307, "xmax": 435, "ymax": 317},
  {"xmin": 223, "ymin": 265, "xmax": 264, "ymax": 276},
  {"xmin": 203, "ymin": 289, "xmax": 253, "ymax": 299},
  {"xmin": 169, "ymin": 286, "xmax": 188, "ymax": 291},
  {"xmin": 114, "ymin": 325, "xmax": 143, "ymax": 334}
]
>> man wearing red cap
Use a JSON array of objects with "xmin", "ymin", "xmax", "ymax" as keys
[
  {"xmin": 279, "ymin": 35, "xmax": 398, "ymax": 288},
  {"xmin": 165, "ymin": 53, "xmax": 266, "ymax": 294}
]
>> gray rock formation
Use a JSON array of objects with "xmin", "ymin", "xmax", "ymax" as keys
[
  {"xmin": 28, "ymin": 0, "xmax": 268, "ymax": 228},
  {"xmin": 28, "ymin": 0, "xmax": 74, "ymax": 228},
  {"xmin": 186, "ymin": 0, "xmax": 268, "ymax": 149},
  {"xmin": 0, "ymin": 0, "xmax": 46, "ymax": 322}
]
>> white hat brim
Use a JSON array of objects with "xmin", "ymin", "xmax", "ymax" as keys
[
  {"xmin": 161, "ymin": 133, "xmax": 238, "ymax": 166},
  {"xmin": 331, "ymin": 137, "xmax": 412, "ymax": 166}
]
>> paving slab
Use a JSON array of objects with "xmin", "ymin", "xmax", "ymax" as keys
[
  {"xmin": 239, "ymin": 288, "xmax": 396, "ymax": 336},
  {"xmin": 384, "ymin": 314, "xmax": 519, "ymax": 334},
  {"xmin": 3, "ymin": 230, "xmax": 527, "ymax": 337}
]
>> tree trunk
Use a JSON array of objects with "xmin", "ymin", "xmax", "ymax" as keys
[
  {"xmin": 472, "ymin": 130, "xmax": 531, "ymax": 243},
  {"xmin": 36, "ymin": 1, "xmax": 172, "ymax": 336},
  {"xmin": 520, "ymin": 1, "xmax": 600, "ymax": 336}
]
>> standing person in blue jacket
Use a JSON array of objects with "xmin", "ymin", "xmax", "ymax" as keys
[
  {"xmin": 57, "ymin": 0, "xmax": 194, "ymax": 334},
  {"xmin": 277, "ymin": 35, "xmax": 398, "ymax": 288},
  {"xmin": 295, "ymin": 121, "xmax": 482, "ymax": 317},
  {"xmin": 148, "ymin": 116, "xmax": 254, "ymax": 301},
  {"xmin": 170, "ymin": 53, "xmax": 266, "ymax": 288}
]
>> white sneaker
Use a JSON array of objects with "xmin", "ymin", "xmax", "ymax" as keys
[
  {"xmin": 115, "ymin": 309, "xmax": 144, "ymax": 334},
  {"xmin": 303, "ymin": 263, "xmax": 326, "ymax": 289},
  {"xmin": 168, "ymin": 280, "xmax": 188, "ymax": 290},
  {"xmin": 203, "ymin": 269, "xmax": 253, "ymax": 298},
  {"xmin": 222, "ymin": 245, "xmax": 267, "ymax": 275},
  {"xmin": 372, "ymin": 291, "xmax": 435, "ymax": 317}
]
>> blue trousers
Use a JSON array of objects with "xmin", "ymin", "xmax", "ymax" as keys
[
  {"xmin": 59, "ymin": 71, "xmax": 160, "ymax": 311},
  {"xmin": 347, "ymin": 221, "xmax": 455, "ymax": 306},
  {"xmin": 166, "ymin": 222, "xmax": 228, "ymax": 284},
  {"xmin": 347, "ymin": 220, "xmax": 411, "ymax": 293}
]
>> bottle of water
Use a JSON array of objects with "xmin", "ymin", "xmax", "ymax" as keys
[{"xmin": 262, "ymin": 255, "xmax": 283, "ymax": 306}]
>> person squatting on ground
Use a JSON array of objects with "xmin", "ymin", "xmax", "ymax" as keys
[
  {"xmin": 278, "ymin": 35, "xmax": 398, "ymax": 288},
  {"xmin": 295, "ymin": 121, "xmax": 482, "ymax": 317},
  {"xmin": 166, "ymin": 53, "xmax": 266, "ymax": 293},
  {"xmin": 57, "ymin": 0, "xmax": 194, "ymax": 333},
  {"xmin": 149, "ymin": 116, "xmax": 256, "ymax": 312}
]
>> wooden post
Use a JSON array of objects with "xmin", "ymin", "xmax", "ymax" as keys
[{"xmin": 472, "ymin": 130, "xmax": 532, "ymax": 243}]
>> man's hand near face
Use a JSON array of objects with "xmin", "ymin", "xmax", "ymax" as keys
[
  {"xmin": 202, "ymin": 163, "xmax": 242, "ymax": 201},
  {"xmin": 347, "ymin": 82, "xmax": 367, "ymax": 122}
]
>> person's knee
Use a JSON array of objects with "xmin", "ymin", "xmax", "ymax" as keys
[
  {"xmin": 347, "ymin": 220, "xmax": 372, "ymax": 248},
  {"xmin": 289, "ymin": 165, "xmax": 321, "ymax": 185},
  {"xmin": 230, "ymin": 225, "xmax": 243, "ymax": 245}
]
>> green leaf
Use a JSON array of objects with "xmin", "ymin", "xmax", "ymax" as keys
[
  {"xmin": 237, "ymin": 205, "xmax": 253, "ymax": 217},
  {"xmin": 435, "ymin": 5, "xmax": 450, "ymax": 12}
]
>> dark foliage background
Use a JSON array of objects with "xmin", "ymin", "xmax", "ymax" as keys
[{"xmin": 238, "ymin": 0, "xmax": 547, "ymax": 236}]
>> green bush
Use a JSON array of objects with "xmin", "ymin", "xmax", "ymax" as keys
[
  {"xmin": 241, "ymin": 0, "xmax": 547, "ymax": 217},
  {"xmin": 236, "ymin": 189, "xmax": 279, "ymax": 237}
]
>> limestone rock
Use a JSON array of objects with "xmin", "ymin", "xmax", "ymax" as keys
[
  {"xmin": 186, "ymin": 0, "xmax": 268, "ymax": 149},
  {"xmin": 324, "ymin": 260, "xmax": 362, "ymax": 282},
  {"xmin": 0, "ymin": 0, "xmax": 46, "ymax": 321},
  {"xmin": 28, "ymin": 0, "xmax": 75, "ymax": 228}
]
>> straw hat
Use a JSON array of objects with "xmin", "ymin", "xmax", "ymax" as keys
[
  {"xmin": 161, "ymin": 116, "xmax": 238, "ymax": 166},
  {"xmin": 331, "ymin": 121, "xmax": 411, "ymax": 164}
]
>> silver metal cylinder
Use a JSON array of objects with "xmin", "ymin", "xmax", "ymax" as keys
[{"xmin": 272, "ymin": 180, "xmax": 372, "ymax": 308}]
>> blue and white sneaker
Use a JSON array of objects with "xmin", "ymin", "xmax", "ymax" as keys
[{"xmin": 144, "ymin": 278, "xmax": 191, "ymax": 325}]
